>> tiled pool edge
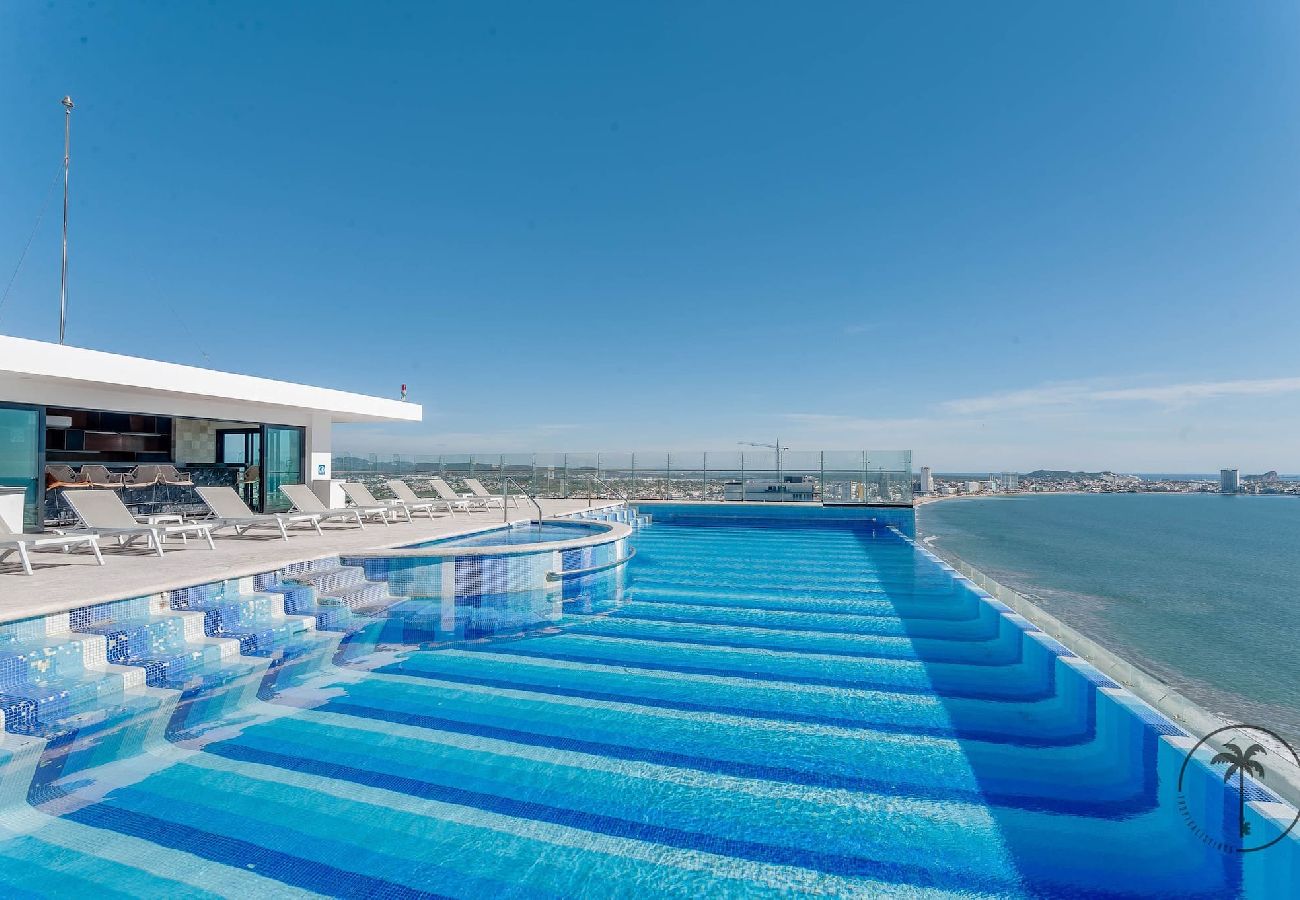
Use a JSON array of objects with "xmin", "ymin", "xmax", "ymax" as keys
[{"xmin": 901, "ymin": 528, "xmax": 1300, "ymax": 816}]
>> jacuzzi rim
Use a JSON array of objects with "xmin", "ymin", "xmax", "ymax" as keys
[{"xmin": 341, "ymin": 517, "xmax": 632, "ymax": 559}]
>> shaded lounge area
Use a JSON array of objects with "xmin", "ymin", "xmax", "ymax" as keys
[
  {"xmin": 0, "ymin": 334, "xmax": 421, "ymax": 539},
  {"xmin": 41, "ymin": 408, "xmax": 302, "ymax": 524}
]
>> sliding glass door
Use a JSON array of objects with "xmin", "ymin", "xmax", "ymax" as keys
[
  {"xmin": 217, "ymin": 428, "xmax": 262, "ymax": 509},
  {"xmin": 0, "ymin": 404, "xmax": 43, "ymax": 531},
  {"xmin": 262, "ymin": 425, "xmax": 304, "ymax": 513}
]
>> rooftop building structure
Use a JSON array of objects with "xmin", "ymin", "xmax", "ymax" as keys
[
  {"xmin": 723, "ymin": 475, "xmax": 817, "ymax": 502},
  {"xmin": 0, "ymin": 335, "xmax": 421, "ymax": 530}
]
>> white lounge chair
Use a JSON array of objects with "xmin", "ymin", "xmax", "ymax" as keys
[
  {"xmin": 427, "ymin": 477, "xmax": 491, "ymax": 511},
  {"xmin": 0, "ymin": 515, "xmax": 104, "ymax": 576},
  {"xmin": 385, "ymin": 480, "xmax": 456, "ymax": 517},
  {"xmin": 63, "ymin": 490, "xmax": 215, "ymax": 557},
  {"xmin": 280, "ymin": 483, "xmax": 386, "ymax": 528},
  {"xmin": 341, "ymin": 482, "xmax": 417, "ymax": 522},
  {"xmin": 196, "ymin": 486, "xmax": 322, "ymax": 541},
  {"xmin": 463, "ymin": 477, "xmax": 515, "ymax": 509}
]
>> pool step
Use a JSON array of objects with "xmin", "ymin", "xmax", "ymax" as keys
[
  {"xmin": 291, "ymin": 564, "xmax": 368, "ymax": 595},
  {"xmin": 74, "ymin": 609, "xmax": 248, "ymax": 690},
  {"xmin": 169, "ymin": 586, "xmax": 310, "ymax": 650},
  {"xmin": 573, "ymin": 506, "xmax": 649, "ymax": 527},
  {"xmin": 253, "ymin": 559, "xmax": 402, "ymax": 633},
  {"xmin": 0, "ymin": 616, "xmax": 180, "ymax": 800},
  {"xmin": 288, "ymin": 565, "xmax": 393, "ymax": 610},
  {"xmin": 0, "ymin": 628, "xmax": 161, "ymax": 740}
]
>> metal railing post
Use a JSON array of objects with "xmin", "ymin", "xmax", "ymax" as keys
[
  {"xmin": 740, "ymin": 452, "xmax": 745, "ymax": 502},
  {"xmin": 862, "ymin": 450, "xmax": 868, "ymax": 504},
  {"xmin": 820, "ymin": 450, "xmax": 825, "ymax": 505},
  {"xmin": 630, "ymin": 452, "xmax": 636, "ymax": 500},
  {"xmin": 666, "ymin": 453, "xmax": 672, "ymax": 500},
  {"xmin": 703, "ymin": 451, "xmax": 708, "ymax": 501}
]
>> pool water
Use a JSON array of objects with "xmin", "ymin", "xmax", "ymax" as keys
[
  {"xmin": 405, "ymin": 520, "xmax": 604, "ymax": 549},
  {"xmin": 0, "ymin": 516, "xmax": 1295, "ymax": 896}
]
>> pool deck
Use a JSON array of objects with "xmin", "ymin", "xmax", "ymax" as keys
[{"xmin": 0, "ymin": 499, "xmax": 619, "ymax": 626}]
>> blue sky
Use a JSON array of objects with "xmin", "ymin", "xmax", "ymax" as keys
[{"xmin": 3, "ymin": 2, "xmax": 1300, "ymax": 471}]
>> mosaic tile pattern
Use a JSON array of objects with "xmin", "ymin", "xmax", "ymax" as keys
[{"xmin": 0, "ymin": 506, "xmax": 1294, "ymax": 896}]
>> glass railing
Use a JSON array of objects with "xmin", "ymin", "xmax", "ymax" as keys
[{"xmin": 330, "ymin": 450, "xmax": 913, "ymax": 506}]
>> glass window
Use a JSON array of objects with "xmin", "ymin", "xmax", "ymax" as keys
[
  {"xmin": 0, "ymin": 405, "xmax": 42, "ymax": 530},
  {"xmin": 262, "ymin": 425, "xmax": 303, "ymax": 513},
  {"xmin": 221, "ymin": 432, "xmax": 248, "ymax": 464}
]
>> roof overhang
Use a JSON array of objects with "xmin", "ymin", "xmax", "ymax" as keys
[{"xmin": 0, "ymin": 335, "xmax": 422, "ymax": 426}]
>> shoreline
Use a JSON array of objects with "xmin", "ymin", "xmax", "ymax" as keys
[
  {"xmin": 915, "ymin": 490, "xmax": 1089, "ymax": 506},
  {"xmin": 914, "ymin": 533, "xmax": 1300, "ymax": 809},
  {"xmin": 914, "ymin": 489, "xmax": 1297, "ymax": 506},
  {"xmin": 916, "ymin": 493, "xmax": 1300, "ymax": 803}
]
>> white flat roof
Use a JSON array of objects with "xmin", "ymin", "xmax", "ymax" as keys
[{"xmin": 0, "ymin": 335, "xmax": 421, "ymax": 425}]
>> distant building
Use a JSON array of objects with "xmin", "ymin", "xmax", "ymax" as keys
[
  {"xmin": 1220, "ymin": 468, "xmax": 1240, "ymax": 493},
  {"xmin": 918, "ymin": 466, "xmax": 934, "ymax": 494},
  {"xmin": 964, "ymin": 481, "xmax": 982, "ymax": 494},
  {"xmin": 1000, "ymin": 472, "xmax": 1019, "ymax": 491}
]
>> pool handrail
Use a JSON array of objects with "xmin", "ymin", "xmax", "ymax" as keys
[
  {"xmin": 545, "ymin": 546, "xmax": 636, "ymax": 582},
  {"xmin": 502, "ymin": 476, "xmax": 544, "ymax": 524},
  {"xmin": 587, "ymin": 474, "xmax": 632, "ymax": 507}
]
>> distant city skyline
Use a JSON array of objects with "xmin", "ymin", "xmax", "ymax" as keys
[{"xmin": 3, "ymin": 2, "xmax": 1300, "ymax": 471}]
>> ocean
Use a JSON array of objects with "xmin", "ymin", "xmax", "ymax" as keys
[{"xmin": 917, "ymin": 492, "xmax": 1300, "ymax": 746}]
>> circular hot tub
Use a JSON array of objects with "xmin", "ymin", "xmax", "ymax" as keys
[
  {"xmin": 339, "ymin": 516, "xmax": 634, "ymax": 645},
  {"xmin": 401, "ymin": 519, "xmax": 617, "ymax": 552}
]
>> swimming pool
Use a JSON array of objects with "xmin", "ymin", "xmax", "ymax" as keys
[{"xmin": 0, "ymin": 506, "xmax": 1295, "ymax": 896}]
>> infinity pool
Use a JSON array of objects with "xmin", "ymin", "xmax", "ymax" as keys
[{"xmin": 0, "ymin": 511, "xmax": 1295, "ymax": 896}]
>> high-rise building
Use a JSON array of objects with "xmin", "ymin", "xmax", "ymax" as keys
[
  {"xmin": 918, "ymin": 466, "xmax": 934, "ymax": 494},
  {"xmin": 1220, "ymin": 468, "xmax": 1240, "ymax": 493}
]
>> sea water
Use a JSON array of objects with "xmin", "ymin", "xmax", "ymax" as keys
[{"xmin": 919, "ymin": 492, "xmax": 1300, "ymax": 745}]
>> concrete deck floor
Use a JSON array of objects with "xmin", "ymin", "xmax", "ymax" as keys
[{"xmin": 0, "ymin": 499, "xmax": 618, "ymax": 625}]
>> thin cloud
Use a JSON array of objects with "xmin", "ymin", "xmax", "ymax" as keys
[{"xmin": 941, "ymin": 376, "xmax": 1300, "ymax": 416}]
